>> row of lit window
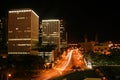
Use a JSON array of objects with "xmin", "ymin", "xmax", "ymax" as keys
[
  {"xmin": 8, "ymin": 30, "xmax": 31, "ymax": 33},
  {"xmin": 94, "ymin": 49, "xmax": 110, "ymax": 52},
  {"xmin": 42, "ymin": 19, "xmax": 60, "ymax": 22},
  {"xmin": 42, "ymin": 41, "xmax": 56, "ymax": 44},
  {"xmin": 42, "ymin": 26, "xmax": 59, "ymax": 33},
  {"xmin": 8, "ymin": 52, "xmax": 30, "ymax": 54},
  {"xmin": 17, "ymin": 44, "xmax": 31, "ymax": 46},
  {"xmin": 9, "ymin": 9, "xmax": 39, "ymax": 18},
  {"xmin": 17, "ymin": 17, "xmax": 25, "ymax": 20},
  {"xmin": 42, "ymin": 37, "xmax": 59, "ymax": 41},
  {"xmin": 8, "ymin": 38, "xmax": 31, "ymax": 41},
  {"xmin": 10, "ymin": 43, "xmax": 31, "ymax": 46},
  {"xmin": 42, "ymin": 34, "xmax": 59, "ymax": 37}
]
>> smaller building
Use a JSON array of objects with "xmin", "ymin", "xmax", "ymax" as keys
[
  {"xmin": 92, "ymin": 43, "xmax": 111, "ymax": 55},
  {"xmin": 78, "ymin": 41, "xmax": 95, "ymax": 52}
]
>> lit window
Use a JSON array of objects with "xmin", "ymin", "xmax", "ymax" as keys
[
  {"xmin": 16, "ymin": 28, "xmax": 19, "ymax": 30},
  {"xmin": 8, "ymin": 31, "xmax": 13, "ymax": 33}
]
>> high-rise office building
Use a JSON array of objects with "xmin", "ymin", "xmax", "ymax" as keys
[
  {"xmin": 39, "ymin": 19, "xmax": 67, "ymax": 64},
  {"xmin": 8, "ymin": 9, "xmax": 39, "ymax": 54},
  {"xmin": 41, "ymin": 19, "xmax": 61, "ymax": 52}
]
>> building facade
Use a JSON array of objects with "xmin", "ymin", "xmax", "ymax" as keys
[
  {"xmin": 8, "ymin": 9, "xmax": 39, "ymax": 54},
  {"xmin": 39, "ymin": 19, "xmax": 67, "ymax": 65},
  {"xmin": 41, "ymin": 19, "xmax": 61, "ymax": 52},
  {"xmin": 93, "ymin": 43, "xmax": 111, "ymax": 55}
]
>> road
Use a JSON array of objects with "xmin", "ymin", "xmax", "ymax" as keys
[{"xmin": 33, "ymin": 48, "xmax": 86, "ymax": 80}]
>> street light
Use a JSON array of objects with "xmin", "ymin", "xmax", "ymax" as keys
[{"xmin": 7, "ymin": 73, "xmax": 11, "ymax": 80}]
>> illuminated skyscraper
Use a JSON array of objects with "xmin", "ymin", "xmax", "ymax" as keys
[
  {"xmin": 40, "ymin": 19, "xmax": 67, "ymax": 64},
  {"xmin": 8, "ymin": 9, "xmax": 39, "ymax": 54},
  {"xmin": 41, "ymin": 19, "xmax": 61, "ymax": 52}
]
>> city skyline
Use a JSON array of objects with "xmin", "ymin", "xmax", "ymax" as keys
[{"xmin": 0, "ymin": 0, "xmax": 120, "ymax": 43}]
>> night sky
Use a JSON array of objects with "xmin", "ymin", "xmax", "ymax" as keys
[{"xmin": 0, "ymin": 0, "xmax": 120, "ymax": 43}]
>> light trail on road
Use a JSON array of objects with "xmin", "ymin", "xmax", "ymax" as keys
[
  {"xmin": 34, "ymin": 48, "xmax": 86, "ymax": 80},
  {"xmin": 54, "ymin": 50, "xmax": 73, "ymax": 71}
]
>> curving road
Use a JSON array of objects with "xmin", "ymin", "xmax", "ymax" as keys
[{"xmin": 34, "ymin": 48, "xmax": 86, "ymax": 80}]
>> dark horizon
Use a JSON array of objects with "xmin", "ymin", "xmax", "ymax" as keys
[{"xmin": 0, "ymin": 0, "xmax": 120, "ymax": 43}]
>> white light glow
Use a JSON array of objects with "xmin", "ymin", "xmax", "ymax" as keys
[
  {"xmin": 8, "ymin": 52, "xmax": 30, "ymax": 54},
  {"xmin": 8, "ymin": 38, "xmax": 31, "ymax": 41},
  {"xmin": 42, "ymin": 19, "xmax": 60, "ymax": 22},
  {"xmin": 17, "ymin": 44, "xmax": 31, "ymax": 46},
  {"xmin": 9, "ymin": 9, "xmax": 39, "ymax": 18}
]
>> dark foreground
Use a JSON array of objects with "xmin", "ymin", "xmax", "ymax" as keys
[{"xmin": 49, "ymin": 66, "xmax": 120, "ymax": 80}]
